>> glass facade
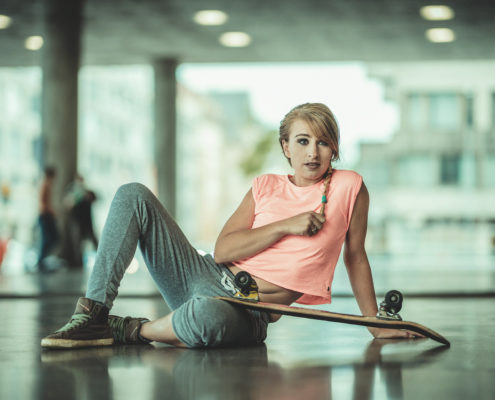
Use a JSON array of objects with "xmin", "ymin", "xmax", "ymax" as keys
[
  {"xmin": 1, "ymin": 63, "xmax": 494, "ymax": 275},
  {"xmin": 429, "ymin": 93, "xmax": 459, "ymax": 130},
  {"xmin": 440, "ymin": 153, "xmax": 461, "ymax": 185},
  {"xmin": 408, "ymin": 92, "xmax": 471, "ymax": 132}
]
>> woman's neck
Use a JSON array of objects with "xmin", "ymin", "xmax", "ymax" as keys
[{"xmin": 289, "ymin": 173, "xmax": 326, "ymax": 187}]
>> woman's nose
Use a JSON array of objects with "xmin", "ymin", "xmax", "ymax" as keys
[{"xmin": 307, "ymin": 142, "xmax": 319, "ymax": 157}]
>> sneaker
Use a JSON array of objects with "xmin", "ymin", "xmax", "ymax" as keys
[
  {"xmin": 107, "ymin": 315, "xmax": 151, "ymax": 344},
  {"xmin": 41, "ymin": 297, "xmax": 113, "ymax": 349}
]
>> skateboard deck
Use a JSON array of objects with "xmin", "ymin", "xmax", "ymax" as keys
[{"xmin": 216, "ymin": 296, "xmax": 450, "ymax": 346}]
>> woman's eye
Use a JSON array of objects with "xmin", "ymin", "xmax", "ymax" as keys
[
  {"xmin": 297, "ymin": 139, "xmax": 309, "ymax": 145},
  {"xmin": 318, "ymin": 141, "xmax": 329, "ymax": 146}
]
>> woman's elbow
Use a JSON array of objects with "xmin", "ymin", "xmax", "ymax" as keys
[
  {"xmin": 213, "ymin": 253, "xmax": 235, "ymax": 264},
  {"xmin": 213, "ymin": 252, "xmax": 226, "ymax": 264},
  {"xmin": 344, "ymin": 247, "xmax": 367, "ymax": 268},
  {"xmin": 213, "ymin": 241, "xmax": 228, "ymax": 264}
]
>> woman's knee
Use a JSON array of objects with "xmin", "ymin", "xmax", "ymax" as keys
[
  {"xmin": 115, "ymin": 182, "xmax": 153, "ymax": 202},
  {"xmin": 172, "ymin": 297, "xmax": 246, "ymax": 348}
]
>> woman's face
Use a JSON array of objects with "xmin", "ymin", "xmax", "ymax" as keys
[{"xmin": 282, "ymin": 119, "xmax": 332, "ymax": 187}]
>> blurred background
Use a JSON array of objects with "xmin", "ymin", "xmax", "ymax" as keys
[{"xmin": 0, "ymin": 0, "xmax": 494, "ymax": 296}]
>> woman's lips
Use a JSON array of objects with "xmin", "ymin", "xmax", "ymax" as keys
[{"xmin": 304, "ymin": 162, "xmax": 320, "ymax": 169}]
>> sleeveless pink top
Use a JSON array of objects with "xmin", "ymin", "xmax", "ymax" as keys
[{"xmin": 233, "ymin": 170, "xmax": 363, "ymax": 305}]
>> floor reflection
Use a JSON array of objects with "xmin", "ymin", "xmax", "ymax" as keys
[
  {"xmin": 39, "ymin": 339, "xmax": 448, "ymax": 400},
  {"xmin": 4, "ymin": 296, "xmax": 493, "ymax": 400}
]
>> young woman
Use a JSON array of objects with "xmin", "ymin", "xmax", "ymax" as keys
[{"xmin": 41, "ymin": 103, "xmax": 418, "ymax": 349}]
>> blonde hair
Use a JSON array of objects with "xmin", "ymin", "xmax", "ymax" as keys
[{"xmin": 279, "ymin": 103, "xmax": 340, "ymax": 166}]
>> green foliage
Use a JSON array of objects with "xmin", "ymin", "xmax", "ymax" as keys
[{"xmin": 239, "ymin": 130, "xmax": 277, "ymax": 177}]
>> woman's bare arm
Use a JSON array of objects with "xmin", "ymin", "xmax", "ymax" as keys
[
  {"xmin": 214, "ymin": 189, "xmax": 325, "ymax": 264},
  {"xmin": 344, "ymin": 182, "xmax": 419, "ymax": 339},
  {"xmin": 343, "ymin": 183, "xmax": 379, "ymax": 317}
]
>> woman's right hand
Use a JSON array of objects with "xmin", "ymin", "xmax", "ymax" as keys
[
  {"xmin": 281, "ymin": 211, "xmax": 326, "ymax": 237},
  {"xmin": 368, "ymin": 327, "xmax": 425, "ymax": 339},
  {"xmin": 215, "ymin": 190, "xmax": 325, "ymax": 264}
]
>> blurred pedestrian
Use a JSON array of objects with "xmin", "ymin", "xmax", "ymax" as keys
[
  {"xmin": 63, "ymin": 175, "xmax": 98, "ymax": 268},
  {"xmin": 37, "ymin": 166, "xmax": 59, "ymax": 272},
  {"xmin": 77, "ymin": 189, "xmax": 98, "ymax": 249}
]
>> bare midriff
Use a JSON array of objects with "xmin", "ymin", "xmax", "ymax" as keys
[{"xmin": 227, "ymin": 264, "xmax": 302, "ymax": 322}]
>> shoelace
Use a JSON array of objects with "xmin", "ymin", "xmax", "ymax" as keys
[
  {"xmin": 55, "ymin": 314, "xmax": 90, "ymax": 333},
  {"xmin": 108, "ymin": 317, "xmax": 126, "ymax": 343}
]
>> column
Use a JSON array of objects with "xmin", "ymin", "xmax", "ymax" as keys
[
  {"xmin": 41, "ymin": 0, "xmax": 83, "ymax": 211},
  {"xmin": 153, "ymin": 58, "xmax": 178, "ymax": 217},
  {"xmin": 41, "ymin": 0, "xmax": 83, "ymax": 267}
]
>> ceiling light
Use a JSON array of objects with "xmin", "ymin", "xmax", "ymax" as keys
[
  {"xmin": 0, "ymin": 15, "xmax": 12, "ymax": 29},
  {"xmin": 420, "ymin": 5, "xmax": 455, "ymax": 21},
  {"xmin": 425, "ymin": 28, "xmax": 455, "ymax": 43},
  {"xmin": 194, "ymin": 10, "xmax": 228, "ymax": 26},
  {"xmin": 25, "ymin": 36, "xmax": 44, "ymax": 51},
  {"xmin": 219, "ymin": 32, "xmax": 251, "ymax": 47}
]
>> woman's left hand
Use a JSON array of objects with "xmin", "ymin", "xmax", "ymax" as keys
[{"xmin": 368, "ymin": 327, "xmax": 424, "ymax": 339}]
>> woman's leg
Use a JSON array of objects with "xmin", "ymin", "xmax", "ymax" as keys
[
  {"xmin": 42, "ymin": 182, "xmax": 268, "ymax": 349},
  {"xmin": 85, "ymin": 182, "xmax": 207, "ymax": 310},
  {"xmin": 139, "ymin": 312, "xmax": 186, "ymax": 347},
  {"xmin": 42, "ymin": 182, "xmax": 208, "ymax": 348},
  {"xmin": 140, "ymin": 296, "xmax": 269, "ymax": 348},
  {"xmin": 173, "ymin": 296, "xmax": 268, "ymax": 348}
]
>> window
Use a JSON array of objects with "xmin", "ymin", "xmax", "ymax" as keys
[
  {"xmin": 440, "ymin": 154, "xmax": 460, "ymax": 185},
  {"xmin": 466, "ymin": 93, "xmax": 474, "ymax": 129},
  {"xmin": 406, "ymin": 92, "xmax": 472, "ymax": 131},
  {"xmin": 398, "ymin": 154, "xmax": 437, "ymax": 186},
  {"xmin": 492, "ymin": 92, "xmax": 495, "ymax": 128},
  {"xmin": 407, "ymin": 93, "xmax": 424, "ymax": 130},
  {"xmin": 429, "ymin": 93, "xmax": 459, "ymax": 130}
]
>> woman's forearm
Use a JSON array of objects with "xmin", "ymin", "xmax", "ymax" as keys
[
  {"xmin": 344, "ymin": 252, "xmax": 378, "ymax": 317},
  {"xmin": 213, "ymin": 222, "xmax": 288, "ymax": 264}
]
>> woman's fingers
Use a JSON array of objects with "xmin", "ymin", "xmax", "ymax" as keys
[
  {"xmin": 371, "ymin": 328, "xmax": 425, "ymax": 339},
  {"xmin": 286, "ymin": 211, "xmax": 326, "ymax": 236},
  {"xmin": 406, "ymin": 330, "xmax": 425, "ymax": 338},
  {"xmin": 307, "ymin": 212, "xmax": 325, "ymax": 236}
]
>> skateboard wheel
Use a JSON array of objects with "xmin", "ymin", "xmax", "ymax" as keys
[
  {"xmin": 385, "ymin": 290, "xmax": 403, "ymax": 312},
  {"xmin": 234, "ymin": 271, "xmax": 252, "ymax": 290}
]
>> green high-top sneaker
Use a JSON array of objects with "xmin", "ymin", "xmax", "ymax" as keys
[
  {"xmin": 107, "ymin": 315, "xmax": 151, "ymax": 344},
  {"xmin": 41, "ymin": 297, "xmax": 113, "ymax": 349}
]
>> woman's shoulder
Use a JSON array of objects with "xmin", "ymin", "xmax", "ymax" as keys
[
  {"xmin": 253, "ymin": 174, "xmax": 287, "ymax": 187},
  {"xmin": 254, "ymin": 173, "xmax": 286, "ymax": 186},
  {"xmin": 332, "ymin": 169, "xmax": 363, "ymax": 189},
  {"xmin": 333, "ymin": 169, "xmax": 362, "ymax": 180},
  {"xmin": 252, "ymin": 174, "xmax": 287, "ymax": 200}
]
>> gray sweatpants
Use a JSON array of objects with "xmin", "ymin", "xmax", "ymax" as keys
[{"xmin": 85, "ymin": 183, "xmax": 269, "ymax": 348}]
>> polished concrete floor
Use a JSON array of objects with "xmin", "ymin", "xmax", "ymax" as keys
[{"xmin": 0, "ymin": 285, "xmax": 494, "ymax": 400}]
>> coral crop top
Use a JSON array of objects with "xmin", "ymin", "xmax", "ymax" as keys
[{"xmin": 232, "ymin": 170, "xmax": 363, "ymax": 305}]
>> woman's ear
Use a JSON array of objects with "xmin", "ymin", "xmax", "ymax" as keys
[{"xmin": 282, "ymin": 139, "xmax": 290, "ymax": 159}]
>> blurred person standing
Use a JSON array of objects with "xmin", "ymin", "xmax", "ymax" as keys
[
  {"xmin": 76, "ymin": 189, "xmax": 98, "ymax": 249},
  {"xmin": 37, "ymin": 166, "xmax": 60, "ymax": 272},
  {"xmin": 62, "ymin": 175, "xmax": 98, "ymax": 268},
  {"xmin": 0, "ymin": 182, "xmax": 12, "ymax": 270}
]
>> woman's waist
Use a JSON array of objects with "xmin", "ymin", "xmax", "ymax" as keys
[{"xmin": 226, "ymin": 264, "xmax": 302, "ymax": 305}]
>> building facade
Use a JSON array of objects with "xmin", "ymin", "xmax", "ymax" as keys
[{"xmin": 357, "ymin": 61, "xmax": 495, "ymax": 263}]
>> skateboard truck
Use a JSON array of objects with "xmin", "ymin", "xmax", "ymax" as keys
[
  {"xmin": 377, "ymin": 290, "xmax": 403, "ymax": 321},
  {"xmin": 233, "ymin": 271, "xmax": 259, "ymax": 301}
]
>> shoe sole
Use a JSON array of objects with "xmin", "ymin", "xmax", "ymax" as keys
[{"xmin": 41, "ymin": 337, "xmax": 114, "ymax": 348}]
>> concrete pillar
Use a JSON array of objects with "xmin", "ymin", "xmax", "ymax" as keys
[
  {"xmin": 41, "ymin": 0, "xmax": 83, "ymax": 267},
  {"xmin": 41, "ymin": 0, "xmax": 83, "ymax": 211},
  {"xmin": 153, "ymin": 58, "xmax": 178, "ymax": 217}
]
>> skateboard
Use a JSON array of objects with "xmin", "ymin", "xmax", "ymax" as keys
[{"xmin": 216, "ymin": 290, "xmax": 450, "ymax": 346}]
